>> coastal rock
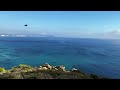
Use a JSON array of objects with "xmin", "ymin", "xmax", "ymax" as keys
[
  {"xmin": 38, "ymin": 66, "xmax": 43, "ymax": 70},
  {"xmin": 22, "ymin": 70, "xmax": 28, "ymax": 73},
  {"xmin": 65, "ymin": 71, "xmax": 70, "ymax": 73},
  {"xmin": 33, "ymin": 67, "xmax": 38, "ymax": 71},
  {"xmin": 42, "ymin": 67, "xmax": 48, "ymax": 70},
  {"xmin": 0, "ymin": 63, "xmax": 103, "ymax": 79},
  {"xmin": 52, "ymin": 66, "xmax": 58, "ymax": 70},
  {"xmin": 27, "ymin": 69, "xmax": 33, "ymax": 72},
  {"xmin": 57, "ymin": 65, "xmax": 66, "ymax": 71},
  {"xmin": 72, "ymin": 68, "xmax": 78, "ymax": 71},
  {"xmin": 39, "ymin": 66, "xmax": 42, "ymax": 68},
  {"xmin": 41, "ymin": 63, "xmax": 52, "ymax": 70},
  {"xmin": 38, "ymin": 68, "xmax": 42, "ymax": 70}
]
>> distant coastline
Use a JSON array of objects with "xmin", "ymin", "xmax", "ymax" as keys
[
  {"xmin": 0, "ymin": 34, "xmax": 55, "ymax": 37},
  {"xmin": 0, "ymin": 34, "xmax": 120, "ymax": 41}
]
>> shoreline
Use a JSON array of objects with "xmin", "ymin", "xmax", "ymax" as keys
[{"xmin": 0, "ymin": 63, "xmax": 107, "ymax": 79}]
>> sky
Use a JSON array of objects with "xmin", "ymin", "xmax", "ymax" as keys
[{"xmin": 0, "ymin": 11, "xmax": 120, "ymax": 38}]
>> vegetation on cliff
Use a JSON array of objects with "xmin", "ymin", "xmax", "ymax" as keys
[{"xmin": 0, "ymin": 63, "xmax": 107, "ymax": 79}]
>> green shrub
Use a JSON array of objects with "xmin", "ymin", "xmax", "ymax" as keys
[
  {"xmin": 19, "ymin": 64, "xmax": 32, "ymax": 69},
  {"xmin": 0, "ymin": 67, "xmax": 6, "ymax": 74},
  {"xmin": 11, "ymin": 66, "xmax": 17, "ymax": 70},
  {"xmin": 12, "ymin": 66, "xmax": 17, "ymax": 68}
]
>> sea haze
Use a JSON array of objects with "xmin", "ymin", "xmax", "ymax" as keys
[{"xmin": 0, "ymin": 37, "xmax": 120, "ymax": 79}]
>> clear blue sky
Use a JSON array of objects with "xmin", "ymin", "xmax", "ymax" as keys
[{"xmin": 0, "ymin": 11, "xmax": 120, "ymax": 38}]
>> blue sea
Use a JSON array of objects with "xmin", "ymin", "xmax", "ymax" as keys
[{"xmin": 0, "ymin": 37, "xmax": 120, "ymax": 79}]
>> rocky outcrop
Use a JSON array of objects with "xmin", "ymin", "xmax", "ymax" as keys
[
  {"xmin": 56, "ymin": 65, "xmax": 66, "ymax": 71},
  {"xmin": 41, "ymin": 63, "xmax": 52, "ymax": 70},
  {"xmin": 0, "ymin": 63, "xmax": 105, "ymax": 79}
]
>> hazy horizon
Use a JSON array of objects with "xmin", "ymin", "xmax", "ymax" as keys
[{"xmin": 1, "ymin": 11, "xmax": 120, "ymax": 39}]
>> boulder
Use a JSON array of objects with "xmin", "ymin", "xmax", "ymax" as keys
[
  {"xmin": 66, "ymin": 71, "xmax": 70, "ymax": 73},
  {"xmin": 41, "ymin": 63, "xmax": 52, "ymax": 70},
  {"xmin": 72, "ymin": 68, "xmax": 78, "ymax": 71},
  {"xmin": 57, "ymin": 65, "xmax": 66, "ymax": 71},
  {"xmin": 42, "ymin": 67, "xmax": 48, "ymax": 70}
]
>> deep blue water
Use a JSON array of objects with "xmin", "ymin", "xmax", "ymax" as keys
[{"xmin": 0, "ymin": 37, "xmax": 120, "ymax": 79}]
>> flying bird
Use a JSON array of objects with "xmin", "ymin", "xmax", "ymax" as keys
[{"xmin": 24, "ymin": 24, "xmax": 27, "ymax": 26}]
